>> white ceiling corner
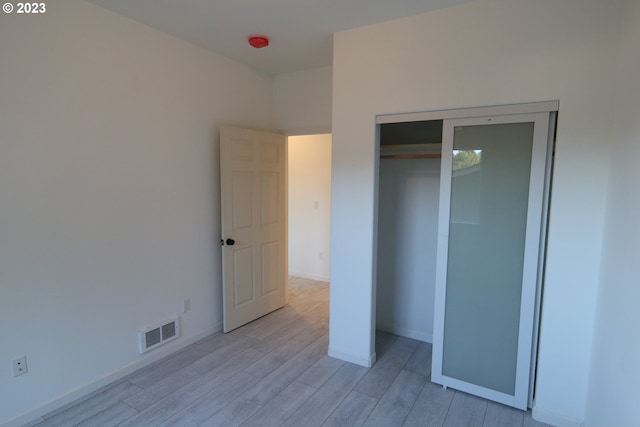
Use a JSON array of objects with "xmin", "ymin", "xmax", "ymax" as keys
[{"xmin": 84, "ymin": 0, "xmax": 472, "ymax": 75}]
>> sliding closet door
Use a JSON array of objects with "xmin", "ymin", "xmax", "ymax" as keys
[{"xmin": 431, "ymin": 112, "xmax": 550, "ymax": 410}]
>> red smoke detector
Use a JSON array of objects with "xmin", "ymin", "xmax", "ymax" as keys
[{"xmin": 248, "ymin": 35, "xmax": 270, "ymax": 49}]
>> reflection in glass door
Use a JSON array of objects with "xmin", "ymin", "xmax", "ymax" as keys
[{"xmin": 432, "ymin": 112, "xmax": 551, "ymax": 410}]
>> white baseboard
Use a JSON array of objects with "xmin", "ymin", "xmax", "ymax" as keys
[
  {"xmin": 288, "ymin": 271, "xmax": 330, "ymax": 282},
  {"xmin": 376, "ymin": 324, "xmax": 433, "ymax": 343},
  {"xmin": 532, "ymin": 405, "xmax": 585, "ymax": 427},
  {"xmin": 2, "ymin": 324, "xmax": 221, "ymax": 427},
  {"xmin": 328, "ymin": 347, "xmax": 376, "ymax": 367}
]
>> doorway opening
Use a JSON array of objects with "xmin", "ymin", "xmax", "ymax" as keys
[{"xmin": 287, "ymin": 134, "xmax": 332, "ymax": 283}]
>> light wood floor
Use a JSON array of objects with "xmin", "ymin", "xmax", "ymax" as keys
[{"xmin": 30, "ymin": 277, "xmax": 551, "ymax": 427}]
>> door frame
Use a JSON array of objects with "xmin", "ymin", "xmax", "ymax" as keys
[{"xmin": 373, "ymin": 101, "xmax": 558, "ymax": 408}]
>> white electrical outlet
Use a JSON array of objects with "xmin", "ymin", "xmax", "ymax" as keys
[
  {"xmin": 184, "ymin": 298, "xmax": 191, "ymax": 313},
  {"xmin": 13, "ymin": 356, "xmax": 27, "ymax": 377},
  {"xmin": 319, "ymin": 252, "xmax": 324, "ymax": 260}
]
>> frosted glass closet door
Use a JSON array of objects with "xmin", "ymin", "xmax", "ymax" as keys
[{"xmin": 432, "ymin": 113, "xmax": 550, "ymax": 410}]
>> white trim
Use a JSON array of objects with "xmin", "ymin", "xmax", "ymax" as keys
[
  {"xmin": 517, "ymin": 112, "xmax": 551, "ymax": 408},
  {"xmin": 288, "ymin": 271, "xmax": 330, "ymax": 282},
  {"xmin": 328, "ymin": 347, "xmax": 376, "ymax": 367},
  {"xmin": 532, "ymin": 405, "xmax": 585, "ymax": 427},
  {"xmin": 370, "ymin": 124, "xmax": 382, "ymax": 367},
  {"xmin": 376, "ymin": 101, "xmax": 559, "ymax": 124},
  {"xmin": 1, "ymin": 325, "xmax": 221, "ymax": 427},
  {"xmin": 528, "ymin": 111, "xmax": 556, "ymax": 407},
  {"xmin": 437, "ymin": 376, "xmax": 524, "ymax": 409}
]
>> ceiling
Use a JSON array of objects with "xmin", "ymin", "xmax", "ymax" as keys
[{"xmin": 84, "ymin": 0, "xmax": 471, "ymax": 76}]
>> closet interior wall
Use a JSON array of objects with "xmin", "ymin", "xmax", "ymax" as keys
[{"xmin": 376, "ymin": 120, "xmax": 442, "ymax": 343}]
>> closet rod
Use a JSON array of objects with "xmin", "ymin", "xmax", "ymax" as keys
[{"xmin": 380, "ymin": 153, "xmax": 442, "ymax": 160}]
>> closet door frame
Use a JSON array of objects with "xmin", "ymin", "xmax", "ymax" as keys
[{"xmin": 431, "ymin": 111, "xmax": 551, "ymax": 410}]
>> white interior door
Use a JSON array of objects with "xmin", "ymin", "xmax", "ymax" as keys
[
  {"xmin": 431, "ymin": 112, "xmax": 551, "ymax": 410},
  {"xmin": 220, "ymin": 126, "xmax": 287, "ymax": 333}
]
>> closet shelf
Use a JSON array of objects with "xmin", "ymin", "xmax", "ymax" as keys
[{"xmin": 380, "ymin": 143, "xmax": 442, "ymax": 159}]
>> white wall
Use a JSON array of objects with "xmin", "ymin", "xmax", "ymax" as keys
[
  {"xmin": 329, "ymin": 0, "xmax": 622, "ymax": 424},
  {"xmin": 273, "ymin": 67, "xmax": 333, "ymax": 135},
  {"xmin": 585, "ymin": 0, "xmax": 640, "ymax": 426},
  {"xmin": 288, "ymin": 135, "xmax": 332, "ymax": 281},
  {"xmin": 0, "ymin": 1, "xmax": 272, "ymax": 425},
  {"xmin": 376, "ymin": 158, "xmax": 439, "ymax": 343}
]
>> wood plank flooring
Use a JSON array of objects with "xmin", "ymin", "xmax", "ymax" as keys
[{"xmin": 32, "ymin": 277, "xmax": 552, "ymax": 427}]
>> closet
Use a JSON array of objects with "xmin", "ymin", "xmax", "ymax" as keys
[
  {"xmin": 375, "ymin": 102, "xmax": 557, "ymax": 410},
  {"xmin": 376, "ymin": 120, "xmax": 442, "ymax": 343}
]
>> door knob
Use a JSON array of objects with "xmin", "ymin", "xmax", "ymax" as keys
[{"xmin": 226, "ymin": 238, "xmax": 235, "ymax": 246}]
